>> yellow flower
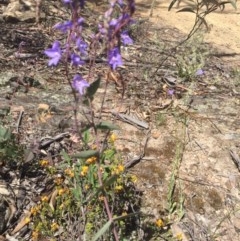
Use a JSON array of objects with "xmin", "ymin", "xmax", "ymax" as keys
[
  {"xmin": 65, "ymin": 168, "xmax": 75, "ymax": 178},
  {"xmin": 112, "ymin": 164, "xmax": 125, "ymax": 175},
  {"xmin": 155, "ymin": 219, "xmax": 164, "ymax": 228},
  {"xmin": 24, "ymin": 217, "xmax": 31, "ymax": 224},
  {"xmin": 80, "ymin": 166, "xmax": 89, "ymax": 176},
  {"xmin": 176, "ymin": 233, "xmax": 183, "ymax": 241},
  {"xmin": 58, "ymin": 188, "xmax": 65, "ymax": 196},
  {"xmin": 98, "ymin": 195, "xmax": 105, "ymax": 201},
  {"xmin": 51, "ymin": 222, "xmax": 59, "ymax": 232},
  {"xmin": 109, "ymin": 133, "xmax": 117, "ymax": 142},
  {"xmin": 115, "ymin": 185, "xmax": 123, "ymax": 192},
  {"xmin": 59, "ymin": 203, "xmax": 64, "ymax": 209},
  {"xmin": 122, "ymin": 211, "xmax": 127, "ymax": 216},
  {"xmin": 41, "ymin": 195, "xmax": 49, "ymax": 202},
  {"xmin": 30, "ymin": 205, "xmax": 41, "ymax": 216},
  {"xmin": 39, "ymin": 159, "xmax": 49, "ymax": 167},
  {"xmin": 117, "ymin": 164, "xmax": 124, "ymax": 173},
  {"xmin": 130, "ymin": 175, "xmax": 138, "ymax": 183},
  {"xmin": 54, "ymin": 176, "xmax": 64, "ymax": 185},
  {"xmin": 32, "ymin": 230, "xmax": 39, "ymax": 241},
  {"xmin": 86, "ymin": 156, "xmax": 97, "ymax": 165}
]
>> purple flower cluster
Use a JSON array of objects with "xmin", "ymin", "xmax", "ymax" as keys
[{"xmin": 44, "ymin": 0, "xmax": 135, "ymax": 95}]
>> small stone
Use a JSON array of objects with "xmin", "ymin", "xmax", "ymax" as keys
[{"xmin": 152, "ymin": 129, "xmax": 161, "ymax": 139}]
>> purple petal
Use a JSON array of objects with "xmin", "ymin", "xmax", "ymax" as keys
[
  {"xmin": 71, "ymin": 53, "xmax": 85, "ymax": 66},
  {"xmin": 121, "ymin": 31, "xmax": 133, "ymax": 45},
  {"xmin": 44, "ymin": 41, "xmax": 62, "ymax": 66},
  {"xmin": 168, "ymin": 89, "xmax": 175, "ymax": 96},
  {"xmin": 72, "ymin": 74, "xmax": 90, "ymax": 95},
  {"xmin": 196, "ymin": 69, "xmax": 204, "ymax": 76},
  {"xmin": 76, "ymin": 38, "xmax": 88, "ymax": 55},
  {"xmin": 54, "ymin": 21, "xmax": 73, "ymax": 33},
  {"xmin": 108, "ymin": 47, "xmax": 123, "ymax": 70}
]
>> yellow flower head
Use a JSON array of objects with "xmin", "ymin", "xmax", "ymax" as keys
[
  {"xmin": 51, "ymin": 222, "xmax": 59, "ymax": 232},
  {"xmin": 41, "ymin": 195, "xmax": 49, "ymax": 203},
  {"xmin": 24, "ymin": 217, "xmax": 31, "ymax": 224},
  {"xmin": 109, "ymin": 133, "xmax": 117, "ymax": 143},
  {"xmin": 115, "ymin": 185, "xmax": 123, "ymax": 192},
  {"xmin": 130, "ymin": 175, "xmax": 138, "ymax": 183},
  {"xmin": 39, "ymin": 159, "xmax": 49, "ymax": 167},
  {"xmin": 65, "ymin": 168, "xmax": 75, "ymax": 178},
  {"xmin": 54, "ymin": 176, "xmax": 64, "ymax": 185},
  {"xmin": 122, "ymin": 211, "xmax": 127, "ymax": 216},
  {"xmin": 112, "ymin": 164, "xmax": 125, "ymax": 175},
  {"xmin": 32, "ymin": 230, "xmax": 39, "ymax": 241},
  {"xmin": 98, "ymin": 195, "xmax": 105, "ymax": 201},
  {"xmin": 117, "ymin": 164, "xmax": 124, "ymax": 173},
  {"xmin": 176, "ymin": 233, "xmax": 183, "ymax": 241},
  {"xmin": 86, "ymin": 156, "xmax": 97, "ymax": 165},
  {"xmin": 58, "ymin": 188, "xmax": 66, "ymax": 196},
  {"xmin": 155, "ymin": 219, "xmax": 164, "ymax": 228},
  {"xmin": 30, "ymin": 205, "xmax": 41, "ymax": 216},
  {"xmin": 80, "ymin": 166, "xmax": 89, "ymax": 176}
]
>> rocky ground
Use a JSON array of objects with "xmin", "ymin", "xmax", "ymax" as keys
[{"xmin": 0, "ymin": 0, "xmax": 240, "ymax": 240}]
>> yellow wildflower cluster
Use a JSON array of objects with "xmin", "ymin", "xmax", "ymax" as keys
[
  {"xmin": 155, "ymin": 219, "xmax": 164, "ymax": 228},
  {"xmin": 65, "ymin": 168, "xmax": 75, "ymax": 178},
  {"xmin": 50, "ymin": 222, "xmax": 59, "ymax": 232},
  {"xmin": 86, "ymin": 156, "xmax": 97, "ymax": 165},
  {"xmin": 81, "ymin": 166, "xmax": 89, "ymax": 176},
  {"xmin": 39, "ymin": 159, "xmax": 49, "ymax": 167},
  {"xmin": 112, "ymin": 164, "xmax": 125, "ymax": 175},
  {"xmin": 31, "ymin": 205, "xmax": 41, "ymax": 216}
]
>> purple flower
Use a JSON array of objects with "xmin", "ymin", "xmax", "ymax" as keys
[
  {"xmin": 195, "ymin": 69, "xmax": 204, "ymax": 76},
  {"xmin": 54, "ymin": 21, "xmax": 73, "ymax": 33},
  {"xmin": 121, "ymin": 30, "xmax": 133, "ymax": 45},
  {"xmin": 77, "ymin": 17, "xmax": 84, "ymax": 25},
  {"xmin": 71, "ymin": 53, "xmax": 85, "ymax": 66},
  {"xmin": 108, "ymin": 47, "xmax": 123, "ymax": 70},
  {"xmin": 63, "ymin": 0, "xmax": 84, "ymax": 7},
  {"xmin": 44, "ymin": 41, "xmax": 62, "ymax": 66},
  {"xmin": 128, "ymin": 0, "xmax": 135, "ymax": 14},
  {"xmin": 76, "ymin": 38, "xmax": 88, "ymax": 55},
  {"xmin": 72, "ymin": 74, "xmax": 90, "ymax": 95},
  {"xmin": 168, "ymin": 89, "xmax": 175, "ymax": 96}
]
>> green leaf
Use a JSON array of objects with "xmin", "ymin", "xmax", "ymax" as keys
[
  {"xmin": 219, "ymin": 1, "xmax": 237, "ymax": 10},
  {"xmin": 177, "ymin": 7, "xmax": 196, "ymax": 13},
  {"xmin": 0, "ymin": 125, "xmax": 12, "ymax": 142},
  {"xmin": 112, "ymin": 212, "xmax": 141, "ymax": 221},
  {"xmin": 83, "ymin": 129, "xmax": 90, "ymax": 144},
  {"xmin": 86, "ymin": 76, "xmax": 101, "ymax": 100},
  {"xmin": 71, "ymin": 150, "xmax": 99, "ymax": 159},
  {"xmin": 103, "ymin": 174, "xmax": 118, "ymax": 188},
  {"xmin": 168, "ymin": 0, "xmax": 178, "ymax": 11},
  {"xmin": 96, "ymin": 121, "xmax": 119, "ymax": 130},
  {"xmin": 91, "ymin": 220, "xmax": 112, "ymax": 241}
]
